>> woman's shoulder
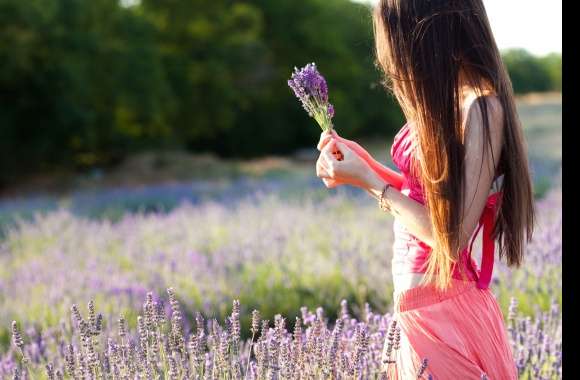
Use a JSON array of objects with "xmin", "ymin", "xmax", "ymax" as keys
[
  {"xmin": 462, "ymin": 92, "xmax": 504, "ymax": 136},
  {"xmin": 462, "ymin": 87, "xmax": 502, "ymax": 112}
]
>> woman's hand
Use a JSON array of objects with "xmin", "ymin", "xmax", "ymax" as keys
[
  {"xmin": 316, "ymin": 138, "xmax": 376, "ymax": 189},
  {"xmin": 317, "ymin": 129, "xmax": 405, "ymax": 190},
  {"xmin": 317, "ymin": 129, "xmax": 371, "ymax": 161}
]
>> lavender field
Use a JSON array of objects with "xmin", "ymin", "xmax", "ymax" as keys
[
  {"xmin": 0, "ymin": 96, "xmax": 562, "ymax": 378},
  {"xmin": 0, "ymin": 181, "xmax": 563, "ymax": 378}
]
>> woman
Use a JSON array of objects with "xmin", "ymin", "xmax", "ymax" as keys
[{"xmin": 316, "ymin": 0, "xmax": 535, "ymax": 378}]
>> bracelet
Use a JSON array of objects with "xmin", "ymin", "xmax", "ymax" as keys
[{"xmin": 378, "ymin": 183, "xmax": 392, "ymax": 212}]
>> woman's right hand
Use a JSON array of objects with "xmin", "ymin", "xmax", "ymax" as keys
[{"xmin": 317, "ymin": 129, "xmax": 371, "ymax": 161}]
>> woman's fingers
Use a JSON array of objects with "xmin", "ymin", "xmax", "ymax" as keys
[
  {"xmin": 316, "ymin": 146, "xmax": 335, "ymax": 177},
  {"xmin": 317, "ymin": 136, "xmax": 329, "ymax": 151},
  {"xmin": 320, "ymin": 142, "xmax": 339, "ymax": 176},
  {"xmin": 316, "ymin": 157, "xmax": 330, "ymax": 179},
  {"xmin": 317, "ymin": 132, "xmax": 333, "ymax": 151},
  {"xmin": 319, "ymin": 164, "xmax": 340, "ymax": 187},
  {"xmin": 323, "ymin": 178, "xmax": 339, "ymax": 188},
  {"xmin": 317, "ymin": 158, "xmax": 340, "ymax": 188},
  {"xmin": 317, "ymin": 135, "xmax": 347, "ymax": 188},
  {"xmin": 334, "ymin": 140, "xmax": 350, "ymax": 158},
  {"xmin": 317, "ymin": 129, "xmax": 343, "ymax": 151}
]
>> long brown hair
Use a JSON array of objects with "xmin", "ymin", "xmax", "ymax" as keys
[{"xmin": 372, "ymin": 0, "xmax": 535, "ymax": 291}]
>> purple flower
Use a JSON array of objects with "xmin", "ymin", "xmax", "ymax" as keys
[{"xmin": 288, "ymin": 62, "xmax": 335, "ymax": 131}]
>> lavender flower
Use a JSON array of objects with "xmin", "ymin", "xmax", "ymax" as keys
[
  {"xmin": 394, "ymin": 325, "xmax": 401, "ymax": 351},
  {"xmin": 251, "ymin": 310, "xmax": 261, "ymax": 336},
  {"xmin": 143, "ymin": 292, "xmax": 156, "ymax": 330},
  {"xmin": 288, "ymin": 62, "xmax": 335, "ymax": 131},
  {"xmin": 0, "ymin": 293, "xmax": 562, "ymax": 380},
  {"xmin": 196, "ymin": 312, "xmax": 206, "ymax": 350},
  {"xmin": 118, "ymin": 314, "xmax": 127, "ymax": 338},
  {"xmin": 382, "ymin": 319, "xmax": 397, "ymax": 366},
  {"xmin": 45, "ymin": 362, "xmax": 55, "ymax": 380},
  {"xmin": 87, "ymin": 300, "xmax": 96, "ymax": 333},
  {"xmin": 231, "ymin": 299, "xmax": 241, "ymax": 350},
  {"xmin": 64, "ymin": 344, "xmax": 76, "ymax": 377},
  {"xmin": 417, "ymin": 357, "xmax": 429, "ymax": 378},
  {"xmin": 94, "ymin": 313, "xmax": 103, "ymax": 336},
  {"xmin": 11, "ymin": 321, "xmax": 24, "ymax": 351},
  {"xmin": 326, "ymin": 317, "xmax": 342, "ymax": 375}
]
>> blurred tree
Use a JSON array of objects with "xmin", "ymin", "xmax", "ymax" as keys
[
  {"xmin": 539, "ymin": 52, "xmax": 562, "ymax": 92},
  {"xmin": 138, "ymin": 0, "xmax": 403, "ymax": 157},
  {"xmin": 0, "ymin": 0, "xmax": 560, "ymax": 187},
  {"xmin": 139, "ymin": 0, "xmax": 273, "ymax": 155},
  {"xmin": 225, "ymin": 0, "xmax": 403, "ymax": 157},
  {"xmin": 502, "ymin": 49, "xmax": 553, "ymax": 94},
  {"xmin": 0, "ymin": 0, "xmax": 174, "ymax": 184}
]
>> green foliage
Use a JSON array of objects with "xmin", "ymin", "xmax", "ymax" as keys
[
  {"xmin": 0, "ymin": 0, "xmax": 174, "ymax": 183},
  {"xmin": 540, "ymin": 53, "xmax": 562, "ymax": 91},
  {"xmin": 502, "ymin": 49, "xmax": 561, "ymax": 94},
  {"xmin": 0, "ymin": 1, "xmax": 560, "ymax": 185}
]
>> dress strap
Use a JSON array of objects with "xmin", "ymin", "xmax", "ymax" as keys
[{"xmin": 466, "ymin": 191, "xmax": 502, "ymax": 289}]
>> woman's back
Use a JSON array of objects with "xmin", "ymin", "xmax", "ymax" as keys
[{"xmin": 390, "ymin": 90, "xmax": 503, "ymax": 294}]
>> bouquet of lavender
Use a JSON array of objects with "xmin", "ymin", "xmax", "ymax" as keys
[{"xmin": 288, "ymin": 62, "xmax": 335, "ymax": 132}]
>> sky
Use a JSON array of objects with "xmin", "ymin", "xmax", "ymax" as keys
[{"xmin": 354, "ymin": 0, "xmax": 562, "ymax": 56}]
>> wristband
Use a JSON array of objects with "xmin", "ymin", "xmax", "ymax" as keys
[{"xmin": 379, "ymin": 183, "xmax": 392, "ymax": 212}]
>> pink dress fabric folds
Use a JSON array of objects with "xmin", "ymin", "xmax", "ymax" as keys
[{"xmin": 386, "ymin": 122, "xmax": 517, "ymax": 379}]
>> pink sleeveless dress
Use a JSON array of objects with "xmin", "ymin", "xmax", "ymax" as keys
[{"xmin": 385, "ymin": 122, "xmax": 517, "ymax": 379}]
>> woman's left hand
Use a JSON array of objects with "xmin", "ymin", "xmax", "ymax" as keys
[{"xmin": 316, "ymin": 139, "xmax": 376, "ymax": 189}]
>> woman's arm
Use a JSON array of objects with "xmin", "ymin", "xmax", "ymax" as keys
[
  {"xmin": 363, "ymin": 155, "xmax": 405, "ymax": 190},
  {"xmin": 363, "ymin": 96, "xmax": 504, "ymax": 250},
  {"xmin": 364, "ymin": 174, "xmax": 437, "ymax": 246}
]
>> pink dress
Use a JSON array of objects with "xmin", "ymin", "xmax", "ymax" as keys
[{"xmin": 385, "ymin": 122, "xmax": 517, "ymax": 379}]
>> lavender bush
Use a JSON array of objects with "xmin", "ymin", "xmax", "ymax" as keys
[
  {"xmin": 288, "ymin": 63, "xmax": 335, "ymax": 132},
  {"xmin": 0, "ymin": 189, "xmax": 396, "ymax": 341},
  {"xmin": 0, "ymin": 184, "xmax": 562, "ymax": 378},
  {"xmin": 507, "ymin": 296, "xmax": 562, "ymax": 379},
  {"xmin": 494, "ymin": 181, "xmax": 562, "ymax": 313},
  {"xmin": 0, "ymin": 185, "xmax": 560, "ymax": 339},
  {"xmin": 1, "ymin": 287, "xmax": 561, "ymax": 379}
]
